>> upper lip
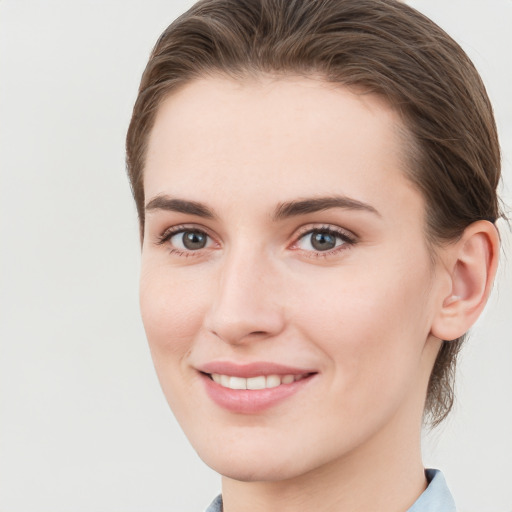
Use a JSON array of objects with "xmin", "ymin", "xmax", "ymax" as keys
[{"xmin": 197, "ymin": 361, "xmax": 316, "ymax": 378}]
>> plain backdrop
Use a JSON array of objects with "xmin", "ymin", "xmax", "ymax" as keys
[{"xmin": 0, "ymin": 1, "xmax": 511, "ymax": 511}]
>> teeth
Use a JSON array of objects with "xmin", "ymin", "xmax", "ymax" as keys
[
  {"xmin": 282, "ymin": 374, "xmax": 295, "ymax": 384},
  {"xmin": 210, "ymin": 373, "xmax": 306, "ymax": 390},
  {"xmin": 229, "ymin": 376, "xmax": 246, "ymax": 390},
  {"xmin": 247, "ymin": 376, "xmax": 266, "ymax": 390},
  {"xmin": 266, "ymin": 375, "xmax": 281, "ymax": 388}
]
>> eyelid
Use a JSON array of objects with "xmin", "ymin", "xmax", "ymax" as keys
[
  {"xmin": 154, "ymin": 222, "xmax": 356, "ymax": 258},
  {"xmin": 289, "ymin": 224, "xmax": 357, "ymax": 255},
  {"xmin": 292, "ymin": 224, "xmax": 357, "ymax": 242},
  {"xmin": 156, "ymin": 223, "xmax": 218, "ymax": 249}
]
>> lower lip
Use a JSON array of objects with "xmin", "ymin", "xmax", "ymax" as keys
[{"xmin": 200, "ymin": 373, "xmax": 315, "ymax": 414}]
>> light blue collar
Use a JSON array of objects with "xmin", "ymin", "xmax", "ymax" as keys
[
  {"xmin": 407, "ymin": 469, "xmax": 456, "ymax": 512},
  {"xmin": 205, "ymin": 469, "xmax": 456, "ymax": 512},
  {"xmin": 205, "ymin": 495, "xmax": 222, "ymax": 512}
]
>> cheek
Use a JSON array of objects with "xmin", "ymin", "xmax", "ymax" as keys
[
  {"xmin": 293, "ymin": 256, "xmax": 433, "ymax": 399},
  {"xmin": 139, "ymin": 264, "xmax": 214, "ymax": 419},
  {"xmin": 139, "ymin": 264, "xmax": 209, "ymax": 360}
]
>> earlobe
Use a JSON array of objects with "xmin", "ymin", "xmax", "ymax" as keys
[{"xmin": 431, "ymin": 220, "xmax": 500, "ymax": 341}]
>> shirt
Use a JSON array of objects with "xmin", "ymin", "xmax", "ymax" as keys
[{"xmin": 204, "ymin": 469, "xmax": 455, "ymax": 512}]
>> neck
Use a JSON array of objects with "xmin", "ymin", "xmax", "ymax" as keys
[{"xmin": 221, "ymin": 406, "xmax": 427, "ymax": 512}]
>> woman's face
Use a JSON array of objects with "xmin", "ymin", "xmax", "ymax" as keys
[{"xmin": 140, "ymin": 77, "xmax": 445, "ymax": 481}]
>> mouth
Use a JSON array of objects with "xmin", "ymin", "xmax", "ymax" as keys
[
  {"xmin": 206, "ymin": 372, "xmax": 310, "ymax": 390},
  {"xmin": 197, "ymin": 363, "xmax": 317, "ymax": 414}
]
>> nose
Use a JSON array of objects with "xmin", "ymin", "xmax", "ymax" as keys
[{"xmin": 204, "ymin": 248, "xmax": 285, "ymax": 345}]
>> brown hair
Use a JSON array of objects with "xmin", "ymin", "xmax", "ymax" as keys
[{"xmin": 126, "ymin": 0, "xmax": 502, "ymax": 426}]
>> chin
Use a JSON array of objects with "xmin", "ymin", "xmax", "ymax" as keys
[
  {"xmin": 190, "ymin": 430, "xmax": 331, "ymax": 483},
  {"xmin": 201, "ymin": 453, "xmax": 304, "ymax": 483},
  {"xmin": 208, "ymin": 464, "xmax": 279, "ymax": 483}
]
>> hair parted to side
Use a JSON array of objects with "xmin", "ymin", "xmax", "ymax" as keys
[{"xmin": 126, "ymin": 0, "xmax": 502, "ymax": 426}]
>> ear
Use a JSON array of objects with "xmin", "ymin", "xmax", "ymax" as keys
[{"xmin": 431, "ymin": 220, "xmax": 500, "ymax": 341}]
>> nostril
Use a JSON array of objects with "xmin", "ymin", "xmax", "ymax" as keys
[{"xmin": 205, "ymin": 305, "xmax": 285, "ymax": 345}]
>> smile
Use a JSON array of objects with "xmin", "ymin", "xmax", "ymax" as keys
[
  {"xmin": 209, "ymin": 373, "xmax": 308, "ymax": 390},
  {"xmin": 200, "ymin": 366, "xmax": 316, "ymax": 413}
]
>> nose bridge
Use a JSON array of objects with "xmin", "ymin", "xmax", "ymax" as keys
[{"xmin": 205, "ymin": 242, "xmax": 284, "ymax": 344}]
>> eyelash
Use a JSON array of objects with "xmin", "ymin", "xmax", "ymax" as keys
[
  {"xmin": 291, "ymin": 225, "xmax": 357, "ymax": 259},
  {"xmin": 156, "ymin": 224, "xmax": 215, "ymax": 257},
  {"xmin": 156, "ymin": 224, "xmax": 357, "ymax": 258}
]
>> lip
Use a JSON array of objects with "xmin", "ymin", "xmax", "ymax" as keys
[
  {"xmin": 198, "ymin": 361, "xmax": 315, "ymax": 378},
  {"xmin": 197, "ymin": 361, "xmax": 317, "ymax": 414}
]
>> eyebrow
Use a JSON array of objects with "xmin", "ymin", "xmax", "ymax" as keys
[
  {"xmin": 272, "ymin": 195, "xmax": 381, "ymax": 221},
  {"xmin": 144, "ymin": 194, "xmax": 380, "ymax": 221},
  {"xmin": 145, "ymin": 195, "xmax": 216, "ymax": 219}
]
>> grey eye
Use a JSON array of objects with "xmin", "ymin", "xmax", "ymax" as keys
[
  {"xmin": 310, "ymin": 232, "xmax": 337, "ymax": 251},
  {"xmin": 297, "ymin": 229, "xmax": 345, "ymax": 252},
  {"xmin": 182, "ymin": 231, "xmax": 207, "ymax": 250},
  {"xmin": 170, "ymin": 230, "xmax": 210, "ymax": 250}
]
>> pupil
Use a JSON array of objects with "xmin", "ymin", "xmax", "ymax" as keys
[
  {"xmin": 182, "ymin": 231, "xmax": 206, "ymax": 250},
  {"xmin": 311, "ymin": 232, "xmax": 336, "ymax": 251}
]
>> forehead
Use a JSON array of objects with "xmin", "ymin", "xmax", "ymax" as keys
[{"xmin": 144, "ymin": 76, "xmax": 421, "ymax": 221}]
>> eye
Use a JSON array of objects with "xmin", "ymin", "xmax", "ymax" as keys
[
  {"xmin": 158, "ymin": 227, "xmax": 215, "ymax": 253},
  {"xmin": 170, "ymin": 230, "xmax": 212, "ymax": 251},
  {"xmin": 295, "ymin": 227, "xmax": 354, "ymax": 253}
]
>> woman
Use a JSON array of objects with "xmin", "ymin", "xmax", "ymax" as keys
[{"xmin": 126, "ymin": 0, "xmax": 503, "ymax": 510}]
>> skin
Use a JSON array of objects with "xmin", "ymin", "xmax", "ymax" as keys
[{"xmin": 139, "ymin": 76, "xmax": 497, "ymax": 512}]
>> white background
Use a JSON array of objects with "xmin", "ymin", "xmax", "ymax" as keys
[{"xmin": 0, "ymin": 1, "xmax": 511, "ymax": 511}]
